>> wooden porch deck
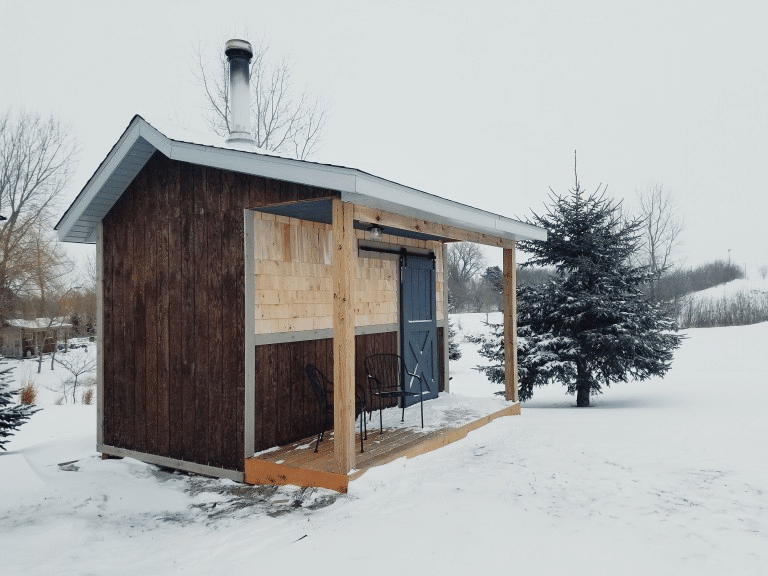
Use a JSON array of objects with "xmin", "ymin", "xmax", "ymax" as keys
[{"xmin": 244, "ymin": 401, "xmax": 520, "ymax": 493}]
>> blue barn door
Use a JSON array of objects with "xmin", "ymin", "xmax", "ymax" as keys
[{"xmin": 399, "ymin": 251, "xmax": 438, "ymax": 406}]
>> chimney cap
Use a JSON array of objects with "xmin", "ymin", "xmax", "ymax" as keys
[{"xmin": 225, "ymin": 39, "xmax": 253, "ymax": 60}]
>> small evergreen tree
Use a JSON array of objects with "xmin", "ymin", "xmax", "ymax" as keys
[
  {"xmin": 476, "ymin": 165, "xmax": 682, "ymax": 406},
  {"xmin": 1, "ymin": 363, "xmax": 40, "ymax": 450},
  {"xmin": 448, "ymin": 319, "xmax": 462, "ymax": 361}
]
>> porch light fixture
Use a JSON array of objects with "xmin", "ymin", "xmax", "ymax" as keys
[{"xmin": 369, "ymin": 225, "xmax": 382, "ymax": 240}]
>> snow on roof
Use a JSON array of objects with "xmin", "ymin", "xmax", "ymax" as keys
[
  {"xmin": 5, "ymin": 317, "xmax": 73, "ymax": 330},
  {"xmin": 55, "ymin": 115, "xmax": 547, "ymax": 245}
]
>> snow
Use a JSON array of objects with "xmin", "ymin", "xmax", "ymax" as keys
[
  {"xmin": 689, "ymin": 278, "xmax": 768, "ymax": 302},
  {"xmin": 4, "ymin": 316, "xmax": 72, "ymax": 329},
  {"xmin": 2, "ymin": 318, "xmax": 768, "ymax": 575}
]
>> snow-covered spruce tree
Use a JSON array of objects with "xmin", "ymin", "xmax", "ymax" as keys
[
  {"xmin": 0, "ymin": 363, "xmax": 40, "ymax": 450},
  {"xmin": 476, "ymin": 169, "xmax": 682, "ymax": 406},
  {"xmin": 448, "ymin": 319, "xmax": 462, "ymax": 361}
]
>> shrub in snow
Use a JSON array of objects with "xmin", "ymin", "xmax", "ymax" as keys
[
  {"xmin": 475, "ymin": 170, "xmax": 682, "ymax": 406},
  {"xmin": 20, "ymin": 382, "xmax": 37, "ymax": 405},
  {"xmin": 0, "ymin": 362, "xmax": 40, "ymax": 450},
  {"xmin": 679, "ymin": 290, "xmax": 768, "ymax": 328},
  {"xmin": 56, "ymin": 349, "xmax": 96, "ymax": 403},
  {"xmin": 19, "ymin": 366, "xmax": 38, "ymax": 405}
]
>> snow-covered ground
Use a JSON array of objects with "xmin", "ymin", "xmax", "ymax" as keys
[{"xmin": 2, "ymin": 318, "xmax": 767, "ymax": 575}]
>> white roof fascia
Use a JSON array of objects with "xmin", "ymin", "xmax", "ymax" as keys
[
  {"xmin": 137, "ymin": 121, "xmax": 172, "ymax": 157},
  {"xmin": 138, "ymin": 118, "xmax": 362, "ymax": 195},
  {"xmin": 346, "ymin": 172, "xmax": 548, "ymax": 242},
  {"xmin": 57, "ymin": 120, "xmax": 144, "ymax": 243}
]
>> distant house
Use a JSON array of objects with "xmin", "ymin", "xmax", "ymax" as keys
[
  {"xmin": 55, "ymin": 39, "xmax": 546, "ymax": 490},
  {"xmin": 1, "ymin": 317, "xmax": 73, "ymax": 359}
]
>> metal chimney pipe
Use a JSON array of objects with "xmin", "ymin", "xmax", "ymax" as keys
[{"xmin": 224, "ymin": 39, "xmax": 255, "ymax": 146}]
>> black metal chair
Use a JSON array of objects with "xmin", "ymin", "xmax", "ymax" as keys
[
  {"xmin": 364, "ymin": 353, "xmax": 425, "ymax": 434},
  {"xmin": 305, "ymin": 364, "xmax": 367, "ymax": 453}
]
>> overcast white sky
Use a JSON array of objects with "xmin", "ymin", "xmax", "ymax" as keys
[{"xmin": 2, "ymin": 0, "xmax": 767, "ymax": 273}]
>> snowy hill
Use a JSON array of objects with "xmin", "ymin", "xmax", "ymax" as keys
[
  {"xmin": 1, "ymin": 319, "xmax": 767, "ymax": 575},
  {"xmin": 678, "ymin": 278, "xmax": 768, "ymax": 328},
  {"xmin": 687, "ymin": 278, "xmax": 768, "ymax": 302}
]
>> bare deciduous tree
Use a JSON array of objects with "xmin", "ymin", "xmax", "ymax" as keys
[
  {"xmin": 446, "ymin": 242, "xmax": 487, "ymax": 312},
  {"xmin": 635, "ymin": 184, "xmax": 684, "ymax": 301},
  {"xmin": 193, "ymin": 39, "xmax": 329, "ymax": 160},
  {"xmin": 759, "ymin": 265, "xmax": 768, "ymax": 281},
  {"xmin": 0, "ymin": 110, "xmax": 77, "ymax": 325},
  {"xmin": 24, "ymin": 220, "xmax": 73, "ymax": 318}
]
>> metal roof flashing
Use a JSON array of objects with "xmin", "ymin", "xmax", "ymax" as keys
[{"xmin": 56, "ymin": 115, "xmax": 547, "ymax": 245}]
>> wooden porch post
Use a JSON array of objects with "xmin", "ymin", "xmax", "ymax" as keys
[
  {"xmin": 503, "ymin": 244, "xmax": 519, "ymax": 402},
  {"xmin": 332, "ymin": 198, "xmax": 356, "ymax": 474},
  {"xmin": 442, "ymin": 243, "xmax": 450, "ymax": 393}
]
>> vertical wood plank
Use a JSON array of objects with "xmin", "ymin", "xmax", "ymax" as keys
[
  {"xmin": 210, "ymin": 225, "xmax": 224, "ymax": 465},
  {"xmin": 332, "ymin": 198, "xmax": 356, "ymax": 474},
  {"xmin": 132, "ymin": 174, "xmax": 147, "ymax": 454},
  {"xmin": 503, "ymin": 245, "xmax": 519, "ymax": 402},
  {"xmin": 167, "ymin": 167, "xmax": 183, "ymax": 459},
  {"xmin": 110, "ymin": 197, "xmax": 126, "ymax": 448},
  {"xmin": 96, "ymin": 223, "xmax": 104, "ymax": 447},
  {"xmin": 155, "ymin": 163, "xmax": 170, "ymax": 457},
  {"xmin": 248, "ymin": 175, "xmax": 266, "ymax": 208},
  {"xmin": 253, "ymin": 345, "xmax": 265, "ymax": 450},
  {"xmin": 232, "ymin": 208, "xmax": 246, "ymax": 471},
  {"xmin": 193, "ymin": 165, "xmax": 209, "ymax": 465},
  {"xmin": 102, "ymin": 213, "xmax": 115, "ymax": 445},
  {"xmin": 122, "ymin": 190, "xmax": 136, "ymax": 449},
  {"xmin": 180, "ymin": 163, "xmax": 196, "ymax": 461},
  {"xmin": 437, "ymin": 327, "xmax": 445, "ymax": 392},
  {"xmin": 275, "ymin": 342, "xmax": 292, "ymax": 443},
  {"xmin": 263, "ymin": 343, "xmax": 278, "ymax": 448}
]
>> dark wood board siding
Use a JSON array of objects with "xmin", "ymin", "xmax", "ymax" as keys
[
  {"xmin": 437, "ymin": 326, "xmax": 445, "ymax": 393},
  {"xmin": 101, "ymin": 151, "xmax": 339, "ymax": 472},
  {"xmin": 253, "ymin": 331, "xmax": 401, "ymax": 452}
]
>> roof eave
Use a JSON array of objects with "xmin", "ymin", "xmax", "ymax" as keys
[{"xmin": 57, "ymin": 115, "xmax": 547, "ymax": 245}]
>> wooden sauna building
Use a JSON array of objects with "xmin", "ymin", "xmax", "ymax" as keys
[{"xmin": 56, "ymin": 115, "xmax": 546, "ymax": 485}]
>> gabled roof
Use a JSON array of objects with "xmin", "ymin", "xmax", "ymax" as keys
[{"xmin": 55, "ymin": 115, "xmax": 546, "ymax": 245}]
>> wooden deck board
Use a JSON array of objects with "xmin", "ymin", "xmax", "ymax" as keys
[{"xmin": 244, "ymin": 402, "xmax": 520, "ymax": 492}]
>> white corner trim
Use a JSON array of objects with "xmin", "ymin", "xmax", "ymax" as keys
[{"xmin": 244, "ymin": 210, "xmax": 256, "ymax": 459}]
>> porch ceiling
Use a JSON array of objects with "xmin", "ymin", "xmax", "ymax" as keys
[{"xmin": 256, "ymin": 199, "xmax": 446, "ymax": 242}]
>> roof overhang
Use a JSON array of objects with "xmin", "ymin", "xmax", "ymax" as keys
[{"xmin": 56, "ymin": 115, "xmax": 547, "ymax": 245}]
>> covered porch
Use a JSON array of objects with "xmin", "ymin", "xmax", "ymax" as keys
[{"xmin": 243, "ymin": 195, "xmax": 534, "ymax": 488}]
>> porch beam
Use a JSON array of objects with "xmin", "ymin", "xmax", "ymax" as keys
[
  {"xmin": 503, "ymin": 245, "xmax": 519, "ymax": 402},
  {"xmin": 332, "ymin": 198, "xmax": 356, "ymax": 474},
  {"xmin": 353, "ymin": 205, "xmax": 517, "ymax": 249}
]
